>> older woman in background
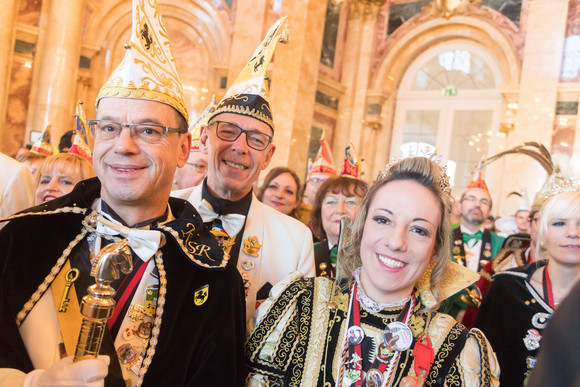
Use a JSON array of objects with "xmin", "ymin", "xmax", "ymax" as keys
[
  {"xmin": 310, "ymin": 176, "xmax": 368, "ymax": 277},
  {"xmin": 34, "ymin": 153, "xmax": 95, "ymax": 205},
  {"xmin": 475, "ymin": 190, "xmax": 580, "ymax": 386},
  {"xmin": 247, "ymin": 157, "xmax": 499, "ymax": 386},
  {"xmin": 257, "ymin": 167, "xmax": 302, "ymax": 218}
]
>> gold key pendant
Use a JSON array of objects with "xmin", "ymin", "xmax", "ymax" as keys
[{"xmin": 59, "ymin": 268, "xmax": 80, "ymax": 312}]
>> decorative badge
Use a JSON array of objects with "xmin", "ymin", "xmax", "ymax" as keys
[
  {"xmin": 144, "ymin": 286, "xmax": 158, "ymax": 317},
  {"xmin": 241, "ymin": 259, "xmax": 255, "ymax": 272},
  {"xmin": 194, "ymin": 284, "xmax": 209, "ymax": 306},
  {"xmin": 532, "ymin": 312, "xmax": 551, "ymax": 329},
  {"xmin": 384, "ymin": 321, "xmax": 413, "ymax": 352},
  {"xmin": 526, "ymin": 356, "xmax": 537, "ymax": 369},
  {"xmin": 523, "ymin": 329, "xmax": 541, "ymax": 351},
  {"xmin": 346, "ymin": 326, "xmax": 365, "ymax": 346},
  {"xmin": 365, "ymin": 368, "xmax": 383, "ymax": 387},
  {"xmin": 128, "ymin": 304, "xmax": 146, "ymax": 321},
  {"xmin": 242, "ymin": 236, "xmax": 262, "ymax": 257}
]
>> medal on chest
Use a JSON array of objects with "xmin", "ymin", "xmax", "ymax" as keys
[{"xmin": 339, "ymin": 284, "xmax": 418, "ymax": 387}]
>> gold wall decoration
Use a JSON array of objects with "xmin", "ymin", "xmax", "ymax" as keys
[{"xmin": 420, "ymin": 0, "xmax": 489, "ymax": 20}]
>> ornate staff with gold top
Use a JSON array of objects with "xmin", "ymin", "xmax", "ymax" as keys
[{"xmin": 73, "ymin": 240, "xmax": 133, "ymax": 362}]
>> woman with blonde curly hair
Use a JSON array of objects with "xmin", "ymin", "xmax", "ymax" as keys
[
  {"xmin": 34, "ymin": 153, "xmax": 95, "ymax": 205},
  {"xmin": 246, "ymin": 156, "xmax": 499, "ymax": 387}
]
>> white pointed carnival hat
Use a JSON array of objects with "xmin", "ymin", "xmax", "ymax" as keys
[
  {"xmin": 97, "ymin": 0, "xmax": 188, "ymax": 123},
  {"xmin": 209, "ymin": 17, "xmax": 289, "ymax": 132}
]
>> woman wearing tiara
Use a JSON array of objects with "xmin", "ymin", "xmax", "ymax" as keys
[
  {"xmin": 246, "ymin": 157, "xmax": 499, "ymax": 386},
  {"xmin": 475, "ymin": 190, "xmax": 580, "ymax": 386}
]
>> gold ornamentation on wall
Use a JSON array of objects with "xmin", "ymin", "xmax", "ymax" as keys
[
  {"xmin": 349, "ymin": 0, "xmax": 387, "ymax": 20},
  {"xmin": 419, "ymin": 0, "xmax": 489, "ymax": 20}
]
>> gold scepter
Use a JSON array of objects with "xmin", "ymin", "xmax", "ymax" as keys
[{"xmin": 73, "ymin": 239, "xmax": 133, "ymax": 362}]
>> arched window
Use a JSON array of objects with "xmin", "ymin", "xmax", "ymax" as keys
[{"xmin": 392, "ymin": 43, "xmax": 503, "ymax": 194}]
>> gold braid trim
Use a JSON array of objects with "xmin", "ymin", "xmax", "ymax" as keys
[
  {"xmin": 98, "ymin": 81, "xmax": 188, "ymax": 123},
  {"xmin": 211, "ymin": 103, "xmax": 274, "ymax": 131},
  {"xmin": 300, "ymin": 277, "xmax": 333, "ymax": 386},
  {"xmin": 1, "ymin": 206, "xmax": 87, "ymax": 224},
  {"xmin": 15, "ymin": 217, "xmax": 90, "ymax": 326},
  {"xmin": 468, "ymin": 328, "xmax": 493, "ymax": 386},
  {"xmin": 137, "ymin": 248, "xmax": 167, "ymax": 385}
]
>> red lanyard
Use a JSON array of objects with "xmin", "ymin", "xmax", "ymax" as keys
[
  {"xmin": 542, "ymin": 265, "xmax": 555, "ymax": 309},
  {"xmin": 341, "ymin": 284, "xmax": 415, "ymax": 387}
]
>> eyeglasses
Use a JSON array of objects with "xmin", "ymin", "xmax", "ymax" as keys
[
  {"xmin": 88, "ymin": 120, "xmax": 186, "ymax": 144},
  {"xmin": 211, "ymin": 121, "xmax": 272, "ymax": 151},
  {"xmin": 463, "ymin": 196, "xmax": 490, "ymax": 206},
  {"xmin": 187, "ymin": 162, "xmax": 207, "ymax": 173},
  {"xmin": 309, "ymin": 177, "xmax": 327, "ymax": 184}
]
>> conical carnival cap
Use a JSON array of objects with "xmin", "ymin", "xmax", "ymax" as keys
[
  {"xmin": 309, "ymin": 131, "xmax": 337, "ymax": 176},
  {"xmin": 209, "ymin": 17, "xmax": 289, "ymax": 132},
  {"xmin": 340, "ymin": 142, "xmax": 360, "ymax": 178},
  {"xmin": 30, "ymin": 123, "xmax": 52, "ymax": 156},
  {"xmin": 97, "ymin": 0, "xmax": 188, "ymax": 123},
  {"xmin": 190, "ymin": 96, "xmax": 217, "ymax": 151}
]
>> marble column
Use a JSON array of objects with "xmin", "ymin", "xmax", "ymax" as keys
[
  {"xmin": 332, "ymin": 0, "xmax": 385, "ymax": 171},
  {"xmin": 500, "ymin": 0, "xmax": 569, "ymax": 212},
  {"xmin": 25, "ymin": 0, "xmax": 85, "ymax": 150},
  {"xmin": 269, "ymin": 0, "xmax": 327, "ymax": 178},
  {"xmin": 226, "ymin": 0, "xmax": 268, "ymax": 87},
  {"xmin": 0, "ymin": 0, "xmax": 20, "ymax": 149}
]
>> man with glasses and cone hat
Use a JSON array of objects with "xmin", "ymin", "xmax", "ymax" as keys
[
  {"xmin": 173, "ymin": 17, "xmax": 315, "ymax": 325},
  {"xmin": 0, "ymin": 1, "xmax": 245, "ymax": 385}
]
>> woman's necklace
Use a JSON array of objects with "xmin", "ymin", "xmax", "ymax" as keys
[{"xmin": 338, "ymin": 282, "xmax": 422, "ymax": 387}]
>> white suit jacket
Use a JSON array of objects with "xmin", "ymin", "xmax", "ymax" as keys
[
  {"xmin": 172, "ymin": 184, "xmax": 315, "ymax": 322},
  {"xmin": 0, "ymin": 153, "xmax": 34, "ymax": 229}
]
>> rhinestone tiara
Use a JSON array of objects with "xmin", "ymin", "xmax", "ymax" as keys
[{"xmin": 377, "ymin": 152, "xmax": 452, "ymax": 197}]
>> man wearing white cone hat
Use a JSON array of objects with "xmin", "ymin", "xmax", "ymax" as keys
[
  {"xmin": 0, "ymin": 1, "xmax": 245, "ymax": 385},
  {"xmin": 173, "ymin": 17, "xmax": 315, "ymax": 324}
]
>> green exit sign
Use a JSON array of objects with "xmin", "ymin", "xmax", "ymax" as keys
[{"xmin": 441, "ymin": 88, "xmax": 458, "ymax": 97}]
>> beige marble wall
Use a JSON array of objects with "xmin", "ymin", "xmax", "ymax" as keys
[
  {"xmin": 0, "ymin": 0, "xmax": 20, "ymax": 152},
  {"xmin": 499, "ymin": 0, "xmax": 569, "ymax": 215},
  {"xmin": 3, "ymin": 59, "xmax": 33, "ymax": 156},
  {"xmin": 333, "ymin": 1, "xmax": 385, "ymax": 179},
  {"xmin": 226, "ymin": 0, "xmax": 268, "ymax": 88},
  {"xmin": 268, "ymin": 0, "xmax": 327, "ymax": 179},
  {"xmin": 25, "ymin": 0, "xmax": 86, "ymax": 152}
]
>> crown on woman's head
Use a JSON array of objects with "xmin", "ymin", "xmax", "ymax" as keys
[{"xmin": 377, "ymin": 150, "xmax": 452, "ymax": 197}]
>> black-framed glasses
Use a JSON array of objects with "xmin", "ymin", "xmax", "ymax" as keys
[
  {"xmin": 212, "ymin": 121, "xmax": 272, "ymax": 151},
  {"xmin": 88, "ymin": 120, "xmax": 186, "ymax": 144}
]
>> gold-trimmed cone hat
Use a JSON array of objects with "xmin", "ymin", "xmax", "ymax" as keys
[
  {"xmin": 190, "ymin": 96, "xmax": 217, "ymax": 152},
  {"xmin": 97, "ymin": 0, "xmax": 188, "ymax": 124},
  {"xmin": 209, "ymin": 17, "xmax": 289, "ymax": 132},
  {"xmin": 309, "ymin": 131, "xmax": 337, "ymax": 176},
  {"xmin": 340, "ymin": 142, "xmax": 361, "ymax": 178},
  {"xmin": 30, "ymin": 123, "xmax": 53, "ymax": 156}
]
